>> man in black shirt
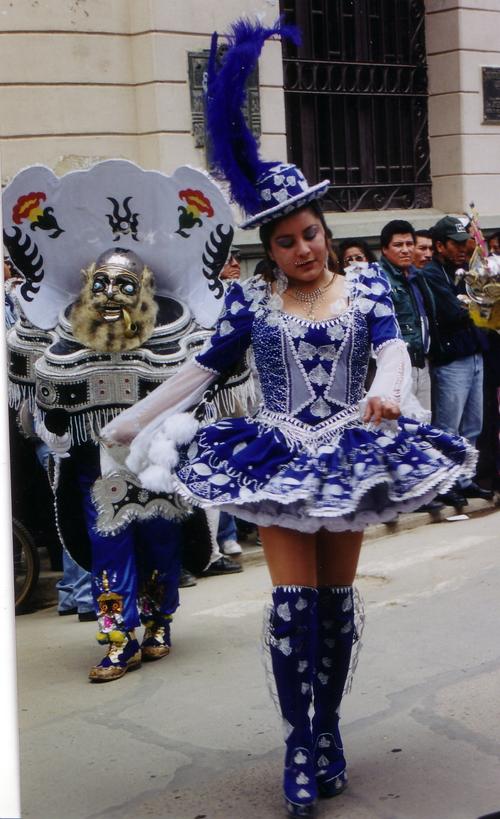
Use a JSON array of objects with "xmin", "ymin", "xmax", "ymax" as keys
[{"xmin": 422, "ymin": 216, "xmax": 492, "ymax": 505}]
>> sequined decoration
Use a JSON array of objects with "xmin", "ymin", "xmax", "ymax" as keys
[{"xmin": 96, "ymin": 570, "xmax": 125, "ymax": 637}]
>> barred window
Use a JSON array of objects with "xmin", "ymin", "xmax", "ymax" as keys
[{"xmin": 280, "ymin": 0, "xmax": 432, "ymax": 211}]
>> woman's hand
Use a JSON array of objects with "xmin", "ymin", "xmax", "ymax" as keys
[{"xmin": 363, "ymin": 396, "xmax": 400, "ymax": 425}]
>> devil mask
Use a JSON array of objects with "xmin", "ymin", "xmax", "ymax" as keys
[{"xmin": 70, "ymin": 247, "xmax": 158, "ymax": 352}]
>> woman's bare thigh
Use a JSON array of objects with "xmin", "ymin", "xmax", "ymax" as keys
[
  {"xmin": 258, "ymin": 525, "xmax": 318, "ymax": 586},
  {"xmin": 258, "ymin": 525, "xmax": 363, "ymax": 587},
  {"xmin": 316, "ymin": 529, "xmax": 363, "ymax": 586}
]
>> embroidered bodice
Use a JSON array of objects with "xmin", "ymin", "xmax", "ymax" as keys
[
  {"xmin": 194, "ymin": 266, "xmax": 402, "ymax": 428},
  {"xmin": 252, "ymin": 310, "xmax": 367, "ymax": 425}
]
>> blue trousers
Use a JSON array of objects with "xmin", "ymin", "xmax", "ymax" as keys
[
  {"xmin": 36, "ymin": 442, "xmax": 94, "ymax": 613},
  {"xmin": 217, "ymin": 512, "xmax": 238, "ymax": 546},
  {"xmin": 75, "ymin": 458, "xmax": 181, "ymax": 634},
  {"xmin": 57, "ymin": 550, "xmax": 94, "ymax": 614},
  {"xmin": 432, "ymin": 353, "xmax": 483, "ymax": 487}
]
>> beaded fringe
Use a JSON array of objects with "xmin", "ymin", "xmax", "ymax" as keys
[
  {"xmin": 8, "ymin": 382, "xmax": 36, "ymax": 412},
  {"xmin": 202, "ymin": 377, "xmax": 257, "ymax": 423}
]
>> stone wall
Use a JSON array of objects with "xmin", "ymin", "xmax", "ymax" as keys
[
  {"xmin": 2, "ymin": 0, "xmax": 499, "ymax": 235},
  {"xmin": 426, "ymin": 0, "xmax": 500, "ymax": 224},
  {"xmin": 0, "ymin": 0, "xmax": 286, "ymax": 182}
]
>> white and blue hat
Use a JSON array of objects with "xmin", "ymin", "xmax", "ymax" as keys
[
  {"xmin": 206, "ymin": 19, "xmax": 329, "ymax": 231},
  {"xmin": 239, "ymin": 162, "xmax": 329, "ymax": 230}
]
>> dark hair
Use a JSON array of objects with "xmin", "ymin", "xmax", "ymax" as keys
[
  {"xmin": 253, "ymin": 258, "xmax": 270, "ymax": 278},
  {"xmin": 415, "ymin": 229, "xmax": 432, "ymax": 240},
  {"xmin": 380, "ymin": 219, "xmax": 416, "ymax": 248},
  {"xmin": 488, "ymin": 230, "xmax": 500, "ymax": 246},
  {"xmin": 337, "ymin": 238, "xmax": 376, "ymax": 268},
  {"xmin": 258, "ymin": 200, "xmax": 338, "ymax": 282},
  {"xmin": 430, "ymin": 225, "xmax": 448, "ymax": 247}
]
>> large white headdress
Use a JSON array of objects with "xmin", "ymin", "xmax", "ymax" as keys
[{"xmin": 2, "ymin": 159, "xmax": 234, "ymax": 329}]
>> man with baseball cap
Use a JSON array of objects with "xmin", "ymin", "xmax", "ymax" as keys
[{"xmin": 422, "ymin": 216, "xmax": 492, "ymax": 506}]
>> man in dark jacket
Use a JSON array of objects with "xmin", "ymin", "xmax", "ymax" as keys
[
  {"xmin": 413, "ymin": 229, "xmax": 433, "ymax": 270},
  {"xmin": 379, "ymin": 219, "xmax": 435, "ymax": 412},
  {"xmin": 422, "ymin": 216, "xmax": 492, "ymax": 505},
  {"xmin": 379, "ymin": 220, "xmax": 447, "ymax": 513}
]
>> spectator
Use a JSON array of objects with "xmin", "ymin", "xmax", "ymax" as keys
[
  {"xmin": 337, "ymin": 238, "xmax": 376, "ymax": 271},
  {"xmin": 206, "ymin": 249, "xmax": 246, "ymax": 568},
  {"xmin": 36, "ymin": 443, "xmax": 96, "ymax": 620},
  {"xmin": 422, "ymin": 216, "xmax": 493, "ymax": 505},
  {"xmin": 413, "ymin": 229, "xmax": 433, "ymax": 269},
  {"xmin": 488, "ymin": 230, "xmax": 500, "ymax": 256},
  {"xmin": 378, "ymin": 219, "xmax": 434, "ymax": 412},
  {"xmin": 178, "ymin": 249, "xmax": 246, "ymax": 577},
  {"xmin": 4, "ymin": 259, "xmax": 22, "ymax": 329},
  {"xmin": 220, "ymin": 251, "xmax": 241, "ymax": 281},
  {"xmin": 337, "ymin": 240, "xmax": 378, "ymax": 389},
  {"xmin": 217, "ymin": 511, "xmax": 242, "ymax": 556},
  {"xmin": 253, "ymin": 258, "xmax": 270, "ymax": 278},
  {"xmin": 199, "ymin": 511, "xmax": 243, "ymax": 575},
  {"xmin": 463, "ymin": 219, "xmax": 478, "ymax": 265}
]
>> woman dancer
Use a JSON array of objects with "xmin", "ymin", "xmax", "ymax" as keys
[{"xmin": 102, "ymin": 20, "xmax": 476, "ymax": 817}]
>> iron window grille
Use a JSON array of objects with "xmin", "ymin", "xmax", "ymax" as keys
[{"xmin": 280, "ymin": 0, "xmax": 432, "ymax": 211}]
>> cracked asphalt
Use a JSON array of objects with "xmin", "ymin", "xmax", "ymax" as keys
[{"xmin": 15, "ymin": 508, "xmax": 500, "ymax": 819}]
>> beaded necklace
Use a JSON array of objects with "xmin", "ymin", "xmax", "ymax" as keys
[{"xmin": 290, "ymin": 273, "xmax": 336, "ymax": 320}]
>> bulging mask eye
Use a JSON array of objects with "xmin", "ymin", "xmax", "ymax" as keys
[
  {"xmin": 121, "ymin": 282, "xmax": 136, "ymax": 295},
  {"xmin": 92, "ymin": 278, "xmax": 106, "ymax": 292}
]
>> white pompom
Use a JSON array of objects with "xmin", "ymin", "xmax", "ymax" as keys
[
  {"xmin": 126, "ymin": 443, "xmax": 148, "ymax": 474},
  {"xmin": 139, "ymin": 464, "xmax": 174, "ymax": 493},
  {"xmin": 150, "ymin": 438, "xmax": 179, "ymax": 470},
  {"xmin": 160, "ymin": 412, "xmax": 199, "ymax": 446}
]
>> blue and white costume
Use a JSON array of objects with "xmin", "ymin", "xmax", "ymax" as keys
[{"xmin": 110, "ymin": 264, "xmax": 476, "ymax": 531}]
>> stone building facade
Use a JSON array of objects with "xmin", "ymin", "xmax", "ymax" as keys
[{"xmin": 1, "ymin": 0, "xmax": 500, "ymax": 259}]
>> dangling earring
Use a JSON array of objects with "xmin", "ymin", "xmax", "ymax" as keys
[{"xmin": 273, "ymin": 266, "xmax": 289, "ymax": 295}]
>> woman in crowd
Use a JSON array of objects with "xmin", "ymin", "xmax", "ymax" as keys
[
  {"xmin": 337, "ymin": 238, "xmax": 377, "ymax": 271},
  {"xmin": 102, "ymin": 20, "xmax": 476, "ymax": 818}
]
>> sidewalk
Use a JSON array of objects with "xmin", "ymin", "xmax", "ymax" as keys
[
  {"xmin": 21, "ymin": 495, "xmax": 499, "ymax": 612},
  {"xmin": 238, "ymin": 495, "xmax": 499, "ymax": 566}
]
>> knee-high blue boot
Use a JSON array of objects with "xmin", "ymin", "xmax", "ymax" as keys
[
  {"xmin": 267, "ymin": 585, "xmax": 318, "ymax": 817},
  {"xmin": 312, "ymin": 586, "xmax": 358, "ymax": 798}
]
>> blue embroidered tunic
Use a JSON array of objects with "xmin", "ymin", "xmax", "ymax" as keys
[{"xmin": 154, "ymin": 267, "xmax": 476, "ymax": 532}]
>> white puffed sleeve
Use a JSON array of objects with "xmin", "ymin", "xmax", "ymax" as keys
[
  {"xmin": 366, "ymin": 339, "xmax": 409, "ymax": 405},
  {"xmin": 365, "ymin": 338, "xmax": 430, "ymax": 422},
  {"xmin": 102, "ymin": 358, "xmax": 216, "ymax": 446},
  {"xmin": 100, "ymin": 358, "xmax": 217, "ymax": 483}
]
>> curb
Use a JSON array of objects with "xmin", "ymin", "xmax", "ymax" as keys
[{"xmin": 238, "ymin": 495, "xmax": 500, "ymax": 568}]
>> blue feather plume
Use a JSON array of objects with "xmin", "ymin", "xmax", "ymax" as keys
[{"xmin": 206, "ymin": 17, "xmax": 301, "ymax": 216}]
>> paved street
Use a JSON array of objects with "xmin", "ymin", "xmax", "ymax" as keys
[{"xmin": 15, "ymin": 508, "xmax": 500, "ymax": 819}]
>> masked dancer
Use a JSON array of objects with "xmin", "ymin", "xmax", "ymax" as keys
[{"xmin": 4, "ymin": 159, "xmax": 240, "ymax": 682}]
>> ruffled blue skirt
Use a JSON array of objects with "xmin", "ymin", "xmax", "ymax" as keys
[{"xmin": 174, "ymin": 415, "xmax": 476, "ymax": 532}]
